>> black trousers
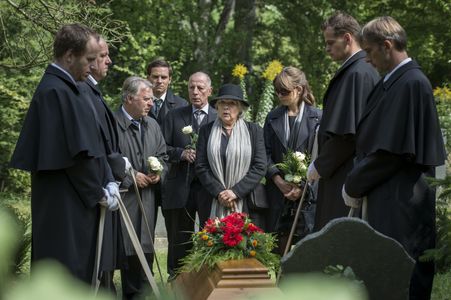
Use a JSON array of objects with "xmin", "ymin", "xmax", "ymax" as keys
[
  {"xmin": 120, "ymin": 253, "xmax": 154, "ymax": 300},
  {"xmin": 162, "ymin": 180, "xmax": 212, "ymax": 278}
]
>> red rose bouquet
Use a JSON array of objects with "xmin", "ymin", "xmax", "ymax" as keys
[{"xmin": 180, "ymin": 212, "xmax": 279, "ymax": 273}]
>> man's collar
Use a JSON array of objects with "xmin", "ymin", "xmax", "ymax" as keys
[
  {"xmin": 384, "ymin": 57, "xmax": 412, "ymax": 82},
  {"xmin": 341, "ymin": 49, "xmax": 362, "ymax": 67},
  {"xmin": 154, "ymin": 91, "xmax": 167, "ymax": 101},
  {"xmin": 51, "ymin": 63, "xmax": 77, "ymax": 85},
  {"xmin": 192, "ymin": 103, "xmax": 209, "ymax": 114},
  {"xmin": 87, "ymin": 74, "xmax": 98, "ymax": 85}
]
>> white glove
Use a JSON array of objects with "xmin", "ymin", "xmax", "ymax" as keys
[
  {"xmin": 342, "ymin": 185, "xmax": 362, "ymax": 208},
  {"xmin": 100, "ymin": 188, "xmax": 119, "ymax": 211},
  {"xmin": 106, "ymin": 182, "xmax": 121, "ymax": 211},
  {"xmin": 307, "ymin": 161, "xmax": 321, "ymax": 182},
  {"xmin": 123, "ymin": 157, "xmax": 133, "ymax": 174}
]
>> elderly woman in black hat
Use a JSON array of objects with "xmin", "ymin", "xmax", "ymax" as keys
[{"xmin": 195, "ymin": 84, "xmax": 267, "ymax": 227}]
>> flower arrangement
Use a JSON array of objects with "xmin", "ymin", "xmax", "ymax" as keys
[
  {"xmin": 275, "ymin": 150, "xmax": 308, "ymax": 184},
  {"xmin": 255, "ymin": 60, "xmax": 284, "ymax": 127},
  {"xmin": 182, "ymin": 125, "xmax": 198, "ymax": 150},
  {"xmin": 180, "ymin": 212, "xmax": 279, "ymax": 273},
  {"xmin": 147, "ymin": 156, "xmax": 163, "ymax": 175}
]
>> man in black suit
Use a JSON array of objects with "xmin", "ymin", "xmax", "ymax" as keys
[
  {"xmin": 146, "ymin": 59, "xmax": 187, "ymax": 276},
  {"xmin": 162, "ymin": 72, "xmax": 217, "ymax": 279},
  {"xmin": 146, "ymin": 59, "xmax": 187, "ymax": 125}
]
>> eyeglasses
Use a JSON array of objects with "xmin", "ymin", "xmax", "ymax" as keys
[{"xmin": 276, "ymin": 89, "xmax": 292, "ymax": 96}]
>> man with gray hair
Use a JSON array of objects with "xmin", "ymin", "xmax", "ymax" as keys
[
  {"xmin": 114, "ymin": 76, "xmax": 168, "ymax": 299},
  {"xmin": 162, "ymin": 72, "xmax": 217, "ymax": 280},
  {"xmin": 343, "ymin": 16, "xmax": 446, "ymax": 299}
]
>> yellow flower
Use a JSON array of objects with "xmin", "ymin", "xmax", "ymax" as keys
[
  {"xmin": 249, "ymin": 250, "xmax": 257, "ymax": 257},
  {"xmin": 232, "ymin": 63, "xmax": 248, "ymax": 79},
  {"xmin": 252, "ymin": 240, "xmax": 258, "ymax": 247},
  {"xmin": 262, "ymin": 60, "xmax": 283, "ymax": 81},
  {"xmin": 207, "ymin": 240, "xmax": 214, "ymax": 247},
  {"xmin": 433, "ymin": 86, "xmax": 451, "ymax": 102},
  {"xmin": 202, "ymin": 234, "xmax": 209, "ymax": 241}
]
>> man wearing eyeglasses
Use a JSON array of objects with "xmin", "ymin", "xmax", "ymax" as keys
[{"xmin": 307, "ymin": 12, "xmax": 379, "ymax": 230}]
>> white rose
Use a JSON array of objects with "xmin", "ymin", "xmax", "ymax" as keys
[
  {"xmin": 182, "ymin": 125, "xmax": 193, "ymax": 135},
  {"xmin": 284, "ymin": 174, "xmax": 294, "ymax": 182},
  {"xmin": 148, "ymin": 156, "xmax": 162, "ymax": 172},
  {"xmin": 294, "ymin": 151, "xmax": 306, "ymax": 161},
  {"xmin": 292, "ymin": 175, "xmax": 302, "ymax": 184}
]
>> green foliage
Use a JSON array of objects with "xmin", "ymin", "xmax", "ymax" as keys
[{"xmin": 422, "ymin": 175, "xmax": 451, "ymax": 273}]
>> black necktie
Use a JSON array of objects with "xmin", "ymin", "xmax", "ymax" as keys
[{"xmin": 154, "ymin": 99, "xmax": 163, "ymax": 116}]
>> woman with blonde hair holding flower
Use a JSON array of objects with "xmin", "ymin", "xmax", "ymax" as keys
[
  {"xmin": 196, "ymin": 84, "xmax": 267, "ymax": 228},
  {"xmin": 264, "ymin": 66, "xmax": 322, "ymax": 253}
]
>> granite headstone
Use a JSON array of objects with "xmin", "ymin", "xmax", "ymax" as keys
[{"xmin": 280, "ymin": 217, "xmax": 415, "ymax": 300}]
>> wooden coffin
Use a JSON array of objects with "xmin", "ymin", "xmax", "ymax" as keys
[{"xmin": 174, "ymin": 258, "xmax": 282, "ymax": 300}]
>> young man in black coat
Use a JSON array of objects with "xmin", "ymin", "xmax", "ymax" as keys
[
  {"xmin": 10, "ymin": 24, "xmax": 120, "ymax": 283},
  {"xmin": 343, "ymin": 16, "xmax": 446, "ymax": 300},
  {"xmin": 307, "ymin": 12, "xmax": 379, "ymax": 230}
]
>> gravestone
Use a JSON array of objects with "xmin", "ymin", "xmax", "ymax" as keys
[{"xmin": 280, "ymin": 217, "xmax": 415, "ymax": 300}]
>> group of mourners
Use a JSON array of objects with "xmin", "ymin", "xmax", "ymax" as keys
[{"xmin": 9, "ymin": 10, "xmax": 446, "ymax": 300}]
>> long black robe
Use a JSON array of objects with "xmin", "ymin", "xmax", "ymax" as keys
[
  {"xmin": 345, "ymin": 60, "xmax": 446, "ymax": 299},
  {"xmin": 10, "ymin": 65, "xmax": 111, "ymax": 283},
  {"xmin": 81, "ymin": 78, "xmax": 126, "ymax": 275},
  {"xmin": 314, "ymin": 51, "xmax": 379, "ymax": 230}
]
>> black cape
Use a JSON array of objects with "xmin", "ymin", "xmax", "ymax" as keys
[
  {"xmin": 314, "ymin": 51, "xmax": 379, "ymax": 230},
  {"xmin": 345, "ymin": 61, "xmax": 446, "ymax": 299},
  {"xmin": 10, "ymin": 65, "xmax": 110, "ymax": 283}
]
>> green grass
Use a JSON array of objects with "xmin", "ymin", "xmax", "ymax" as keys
[{"xmin": 432, "ymin": 271, "xmax": 451, "ymax": 300}]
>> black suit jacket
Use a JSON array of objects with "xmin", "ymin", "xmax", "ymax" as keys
[
  {"xmin": 148, "ymin": 88, "xmax": 187, "ymax": 126},
  {"xmin": 161, "ymin": 104, "xmax": 217, "ymax": 209}
]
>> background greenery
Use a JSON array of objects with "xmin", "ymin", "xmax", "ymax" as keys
[{"xmin": 0, "ymin": 0, "xmax": 450, "ymax": 298}]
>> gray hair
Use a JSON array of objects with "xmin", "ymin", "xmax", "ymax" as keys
[
  {"xmin": 121, "ymin": 76, "xmax": 153, "ymax": 102},
  {"xmin": 188, "ymin": 71, "xmax": 212, "ymax": 87}
]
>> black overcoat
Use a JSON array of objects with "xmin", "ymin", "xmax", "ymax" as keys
[
  {"xmin": 10, "ymin": 65, "xmax": 111, "ymax": 283},
  {"xmin": 263, "ymin": 105, "xmax": 322, "ymax": 232},
  {"xmin": 314, "ymin": 51, "xmax": 379, "ymax": 230},
  {"xmin": 82, "ymin": 78, "xmax": 126, "ymax": 272}
]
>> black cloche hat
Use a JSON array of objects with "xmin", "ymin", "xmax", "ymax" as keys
[{"xmin": 210, "ymin": 84, "xmax": 250, "ymax": 107}]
